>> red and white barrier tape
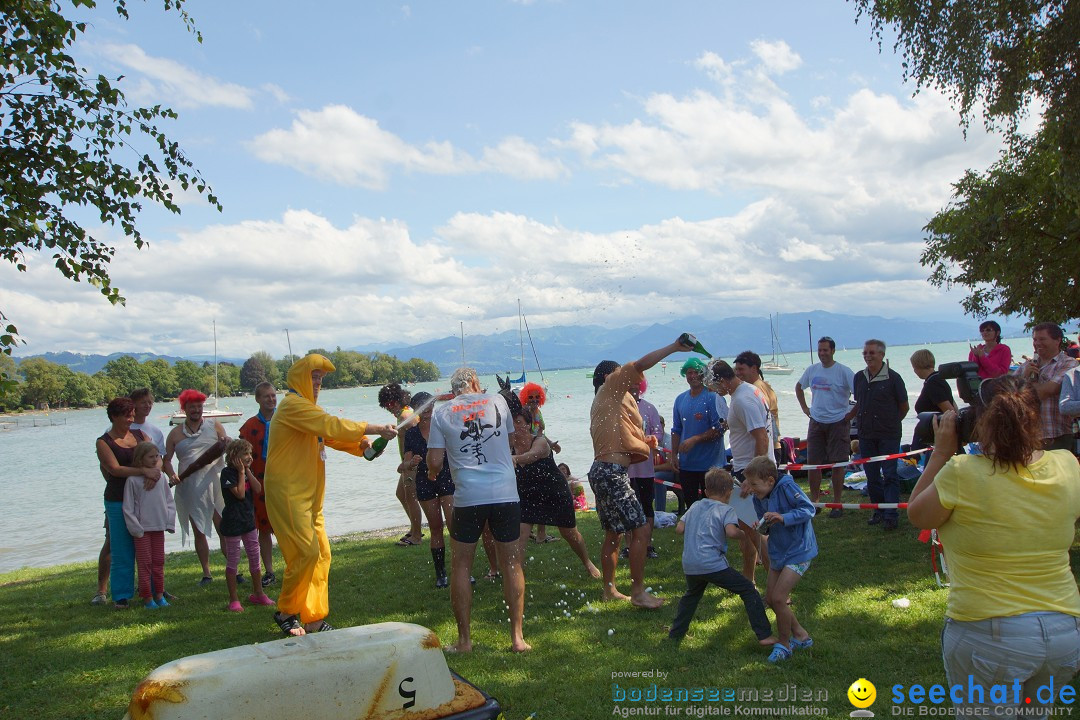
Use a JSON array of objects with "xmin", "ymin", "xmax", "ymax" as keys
[
  {"xmin": 813, "ymin": 502, "xmax": 908, "ymax": 510},
  {"xmin": 781, "ymin": 446, "xmax": 930, "ymax": 472},
  {"xmin": 654, "ymin": 478, "xmax": 683, "ymax": 490}
]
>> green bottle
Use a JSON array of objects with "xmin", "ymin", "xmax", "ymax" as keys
[
  {"xmin": 678, "ymin": 332, "xmax": 712, "ymax": 358},
  {"xmin": 364, "ymin": 436, "xmax": 389, "ymax": 461}
]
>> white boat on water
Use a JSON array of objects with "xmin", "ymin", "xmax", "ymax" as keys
[
  {"xmin": 168, "ymin": 321, "xmax": 243, "ymax": 425},
  {"xmin": 168, "ymin": 399, "xmax": 241, "ymax": 425},
  {"xmin": 762, "ymin": 313, "xmax": 794, "ymax": 376}
]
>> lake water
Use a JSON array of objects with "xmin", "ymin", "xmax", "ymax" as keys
[{"xmin": 0, "ymin": 340, "xmax": 986, "ymax": 572}]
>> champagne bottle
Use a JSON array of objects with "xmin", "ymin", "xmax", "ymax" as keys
[
  {"xmin": 678, "ymin": 332, "xmax": 712, "ymax": 358},
  {"xmin": 364, "ymin": 436, "xmax": 389, "ymax": 461}
]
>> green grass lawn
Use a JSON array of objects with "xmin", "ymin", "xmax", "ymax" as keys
[{"xmin": 2, "ymin": 488, "xmax": 1078, "ymax": 720}]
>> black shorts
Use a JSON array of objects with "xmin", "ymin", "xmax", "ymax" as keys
[
  {"xmin": 416, "ymin": 472, "xmax": 455, "ymax": 502},
  {"xmin": 630, "ymin": 477, "xmax": 655, "ymax": 518},
  {"xmin": 451, "ymin": 502, "xmax": 521, "ymax": 544}
]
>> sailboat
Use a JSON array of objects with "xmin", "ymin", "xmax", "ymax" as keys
[
  {"xmin": 169, "ymin": 320, "xmax": 242, "ymax": 425},
  {"xmin": 761, "ymin": 313, "xmax": 793, "ymax": 376},
  {"xmin": 505, "ymin": 300, "xmax": 544, "ymax": 388}
]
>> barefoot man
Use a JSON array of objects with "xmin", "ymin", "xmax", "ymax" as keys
[
  {"xmin": 427, "ymin": 367, "xmax": 529, "ymax": 653},
  {"xmin": 589, "ymin": 335, "xmax": 697, "ymax": 609}
]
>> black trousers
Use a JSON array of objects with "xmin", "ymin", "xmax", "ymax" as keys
[{"xmin": 669, "ymin": 567, "xmax": 772, "ymax": 641}]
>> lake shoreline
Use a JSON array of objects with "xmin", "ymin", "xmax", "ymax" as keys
[{"xmin": 0, "ymin": 523, "xmax": 418, "ymax": 581}]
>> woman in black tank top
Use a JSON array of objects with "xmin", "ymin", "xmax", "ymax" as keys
[{"xmin": 95, "ymin": 397, "xmax": 159, "ymax": 609}]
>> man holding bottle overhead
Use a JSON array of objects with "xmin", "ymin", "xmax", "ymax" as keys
[{"xmin": 588, "ymin": 333, "xmax": 702, "ymax": 610}]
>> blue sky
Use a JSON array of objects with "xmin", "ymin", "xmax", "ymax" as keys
[{"xmin": 2, "ymin": 0, "xmax": 1011, "ymax": 359}]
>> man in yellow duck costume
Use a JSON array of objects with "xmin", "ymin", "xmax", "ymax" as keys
[{"xmin": 265, "ymin": 354, "xmax": 397, "ymax": 635}]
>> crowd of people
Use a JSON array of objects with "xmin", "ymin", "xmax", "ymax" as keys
[{"xmin": 92, "ymin": 325, "xmax": 1080, "ymax": 711}]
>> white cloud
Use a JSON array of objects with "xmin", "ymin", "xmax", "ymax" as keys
[
  {"xmin": 480, "ymin": 136, "xmax": 567, "ymax": 179},
  {"xmin": 250, "ymin": 106, "xmax": 564, "ymax": 187},
  {"xmin": 694, "ymin": 51, "xmax": 736, "ymax": 86},
  {"xmin": 750, "ymin": 39, "xmax": 802, "ymax": 75},
  {"xmin": 0, "ymin": 204, "xmax": 964, "ymax": 358},
  {"xmin": 778, "ymin": 238, "xmax": 836, "ymax": 262},
  {"xmin": 261, "ymin": 83, "xmax": 292, "ymax": 104},
  {"xmin": 566, "ymin": 44, "xmax": 1004, "ymax": 240},
  {"xmin": 97, "ymin": 44, "xmax": 255, "ymax": 109}
]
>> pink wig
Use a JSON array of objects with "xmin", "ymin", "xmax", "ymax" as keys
[
  {"xmin": 638, "ymin": 376, "xmax": 648, "ymax": 396},
  {"xmin": 178, "ymin": 388, "xmax": 207, "ymax": 409},
  {"xmin": 518, "ymin": 382, "xmax": 546, "ymax": 407}
]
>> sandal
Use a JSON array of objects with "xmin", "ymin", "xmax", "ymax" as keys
[
  {"xmin": 541, "ymin": 536, "xmax": 559, "ymax": 543},
  {"xmin": 767, "ymin": 643, "xmax": 792, "ymax": 663},
  {"xmin": 790, "ymin": 636, "xmax": 813, "ymax": 650},
  {"xmin": 313, "ymin": 620, "xmax": 335, "ymax": 632},
  {"xmin": 395, "ymin": 536, "xmax": 422, "ymax": 547},
  {"xmin": 483, "ymin": 570, "xmax": 501, "ymax": 581},
  {"xmin": 274, "ymin": 612, "xmax": 304, "ymax": 636}
]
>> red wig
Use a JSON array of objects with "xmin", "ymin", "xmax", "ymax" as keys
[
  {"xmin": 518, "ymin": 382, "xmax": 546, "ymax": 407},
  {"xmin": 639, "ymin": 376, "xmax": 648, "ymax": 396},
  {"xmin": 178, "ymin": 389, "xmax": 207, "ymax": 409}
]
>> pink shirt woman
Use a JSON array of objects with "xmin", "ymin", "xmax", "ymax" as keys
[{"xmin": 968, "ymin": 320, "xmax": 1012, "ymax": 379}]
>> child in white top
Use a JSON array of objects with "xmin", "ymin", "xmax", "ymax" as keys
[{"xmin": 123, "ymin": 441, "xmax": 176, "ymax": 609}]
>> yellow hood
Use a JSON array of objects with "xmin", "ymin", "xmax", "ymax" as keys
[{"xmin": 287, "ymin": 354, "xmax": 336, "ymax": 402}]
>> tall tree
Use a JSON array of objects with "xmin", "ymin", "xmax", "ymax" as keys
[
  {"xmin": 851, "ymin": 0, "xmax": 1079, "ymax": 323},
  {"xmin": 922, "ymin": 129, "xmax": 1079, "ymax": 323},
  {"xmin": 172, "ymin": 359, "xmax": 208, "ymax": 394},
  {"xmin": 0, "ymin": 354, "xmax": 20, "ymax": 410},
  {"xmin": 142, "ymin": 357, "xmax": 179, "ymax": 399},
  {"xmin": 102, "ymin": 355, "xmax": 149, "ymax": 396},
  {"xmin": 240, "ymin": 351, "xmax": 279, "ymax": 391},
  {"xmin": 18, "ymin": 356, "xmax": 64, "ymax": 407},
  {"xmin": 1, "ymin": 0, "xmax": 219, "ymax": 372}
]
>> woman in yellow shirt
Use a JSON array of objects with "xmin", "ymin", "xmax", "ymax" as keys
[{"xmin": 908, "ymin": 375, "xmax": 1080, "ymax": 717}]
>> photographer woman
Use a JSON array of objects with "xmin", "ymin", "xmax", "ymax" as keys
[{"xmin": 908, "ymin": 375, "xmax": 1080, "ymax": 717}]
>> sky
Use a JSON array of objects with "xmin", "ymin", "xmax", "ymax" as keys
[{"xmin": 3, "ymin": 0, "xmax": 1013, "ymax": 360}]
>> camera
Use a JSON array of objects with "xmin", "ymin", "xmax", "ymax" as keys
[{"xmin": 912, "ymin": 361, "xmax": 1001, "ymax": 452}]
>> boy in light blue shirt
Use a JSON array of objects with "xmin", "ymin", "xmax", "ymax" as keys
[
  {"xmin": 745, "ymin": 456, "xmax": 817, "ymax": 663},
  {"xmin": 668, "ymin": 468, "xmax": 773, "ymax": 647}
]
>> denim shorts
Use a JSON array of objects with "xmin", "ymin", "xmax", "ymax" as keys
[{"xmin": 941, "ymin": 612, "xmax": 1080, "ymax": 715}]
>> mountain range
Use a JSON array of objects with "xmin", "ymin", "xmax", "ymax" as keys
[{"xmin": 16, "ymin": 312, "xmax": 1026, "ymax": 377}]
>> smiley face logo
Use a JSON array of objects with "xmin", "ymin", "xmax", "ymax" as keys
[{"xmin": 847, "ymin": 678, "xmax": 876, "ymax": 709}]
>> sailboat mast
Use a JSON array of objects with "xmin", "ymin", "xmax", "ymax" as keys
[
  {"xmin": 460, "ymin": 322, "xmax": 465, "ymax": 365},
  {"xmin": 518, "ymin": 299, "xmax": 525, "ymax": 378},
  {"xmin": 522, "ymin": 313, "xmax": 545, "ymax": 383},
  {"xmin": 213, "ymin": 319, "xmax": 219, "ymax": 409}
]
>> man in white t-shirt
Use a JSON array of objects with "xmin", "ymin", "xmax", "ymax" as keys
[
  {"xmin": 130, "ymin": 388, "xmax": 166, "ymax": 453},
  {"xmin": 795, "ymin": 337, "xmax": 855, "ymax": 517},
  {"xmin": 711, "ymin": 360, "xmax": 771, "ymax": 587},
  {"xmin": 427, "ymin": 367, "xmax": 528, "ymax": 653}
]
